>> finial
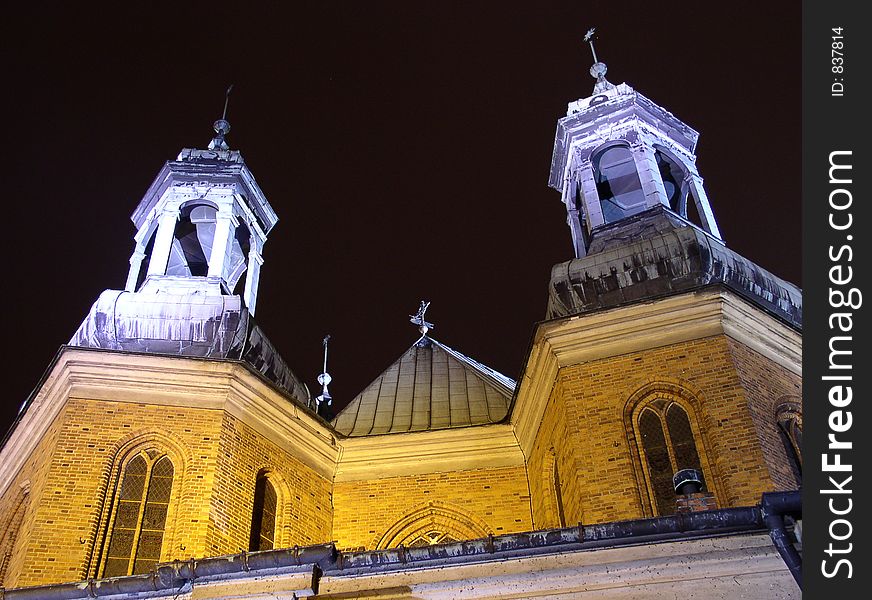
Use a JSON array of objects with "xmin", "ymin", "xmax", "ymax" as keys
[
  {"xmin": 583, "ymin": 28, "xmax": 614, "ymax": 94},
  {"xmin": 410, "ymin": 301, "xmax": 435, "ymax": 337},
  {"xmin": 315, "ymin": 334, "xmax": 332, "ymax": 413},
  {"xmin": 208, "ymin": 84, "xmax": 234, "ymax": 151}
]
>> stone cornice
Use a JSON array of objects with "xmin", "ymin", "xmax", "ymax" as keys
[
  {"xmin": 0, "ymin": 348, "xmax": 339, "ymax": 497},
  {"xmin": 334, "ymin": 424, "xmax": 525, "ymax": 483},
  {"xmin": 511, "ymin": 289, "xmax": 801, "ymax": 457}
]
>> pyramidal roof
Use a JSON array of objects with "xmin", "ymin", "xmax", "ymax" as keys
[{"xmin": 332, "ymin": 336, "xmax": 516, "ymax": 437}]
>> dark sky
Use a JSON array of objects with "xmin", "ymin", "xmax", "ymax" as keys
[{"xmin": 1, "ymin": 2, "xmax": 800, "ymax": 435}]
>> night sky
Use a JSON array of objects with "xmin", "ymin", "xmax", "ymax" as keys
[{"xmin": 1, "ymin": 2, "xmax": 800, "ymax": 436}]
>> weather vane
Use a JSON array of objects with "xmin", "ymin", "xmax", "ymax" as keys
[
  {"xmin": 208, "ymin": 84, "xmax": 234, "ymax": 151},
  {"xmin": 583, "ymin": 28, "xmax": 599, "ymax": 63},
  {"xmin": 315, "ymin": 334, "xmax": 332, "ymax": 412},
  {"xmin": 410, "ymin": 301, "xmax": 435, "ymax": 336}
]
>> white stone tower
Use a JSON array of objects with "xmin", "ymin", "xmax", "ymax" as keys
[
  {"xmin": 549, "ymin": 34, "xmax": 721, "ymax": 259},
  {"xmin": 124, "ymin": 119, "xmax": 277, "ymax": 316}
]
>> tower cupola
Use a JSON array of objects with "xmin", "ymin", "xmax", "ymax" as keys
[
  {"xmin": 549, "ymin": 31, "xmax": 721, "ymax": 259},
  {"xmin": 544, "ymin": 31, "xmax": 801, "ymax": 328},
  {"xmin": 124, "ymin": 116, "xmax": 277, "ymax": 315}
]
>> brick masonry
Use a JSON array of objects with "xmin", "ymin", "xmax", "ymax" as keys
[
  {"xmin": 0, "ymin": 331, "xmax": 801, "ymax": 589},
  {"xmin": 528, "ymin": 333, "xmax": 801, "ymax": 526}
]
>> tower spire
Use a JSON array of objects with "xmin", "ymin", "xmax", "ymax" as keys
[
  {"xmin": 583, "ymin": 28, "xmax": 614, "ymax": 94},
  {"xmin": 208, "ymin": 84, "xmax": 234, "ymax": 151}
]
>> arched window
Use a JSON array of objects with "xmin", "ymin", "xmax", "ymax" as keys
[
  {"xmin": 102, "ymin": 451, "xmax": 174, "ymax": 577},
  {"xmin": 167, "ymin": 203, "xmax": 217, "ymax": 277},
  {"xmin": 593, "ymin": 145, "xmax": 647, "ymax": 224},
  {"xmin": 376, "ymin": 503, "xmax": 491, "ymax": 550},
  {"xmin": 249, "ymin": 473, "xmax": 278, "ymax": 551},
  {"xmin": 637, "ymin": 401, "xmax": 706, "ymax": 515},
  {"xmin": 776, "ymin": 403, "xmax": 802, "ymax": 486}
]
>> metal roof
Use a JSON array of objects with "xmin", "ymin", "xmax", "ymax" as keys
[{"xmin": 331, "ymin": 336, "xmax": 515, "ymax": 437}]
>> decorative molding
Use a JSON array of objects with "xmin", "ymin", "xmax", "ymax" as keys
[
  {"xmin": 0, "ymin": 349, "xmax": 340, "ymax": 498},
  {"xmin": 334, "ymin": 424, "xmax": 525, "ymax": 483}
]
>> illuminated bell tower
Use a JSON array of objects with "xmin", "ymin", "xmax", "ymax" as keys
[
  {"xmin": 69, "ymin": 104, "xmax": 307, "ymax": 376},
  {"xmin": 549, "ymin": 30, "xmax": 721, "ymax": 259},
  {"xmin": 124, "ymin": 116, "xmax": 276, "ymax": 316}
]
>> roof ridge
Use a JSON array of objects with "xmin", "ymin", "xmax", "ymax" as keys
[{"xmin": 427, "ymin": 337, "xmax": 517, "ymax": 394}]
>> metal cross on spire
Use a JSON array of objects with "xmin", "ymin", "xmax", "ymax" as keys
[
  {"xmin": 410, "ymin": 301, "xmax": 435, "ymax": 336},
  {"xmin": 208, "ymin": 84, "xmax": 234, "ymax": 151},
  {"xmin": 583, "ymin": 28, "xmax": 614, "ymax": 94}
]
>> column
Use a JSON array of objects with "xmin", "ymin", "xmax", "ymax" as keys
[
  {"xmin": 124, "ymin": 247, "xmax": 147, "ymax": 291},
  {"xmin": 207, "ymin": 209, "xmax": 239, "ymax": 281},
  {"xmin": 146, "ymin": 210, "xmax": 180, "ymax": 277},
  {"xmin": 631, "ymin": 143, "xmax": 669, "ymax": 209},
  {"xmin": 577, "ymin": 162, "xmax": 604, "ymax": 230},
  {"xmin": 244, "ymin": 237, "xmax": 264, "ymax": 316},
  {"xmin": 686, "ymin": 173, "xmax": 722, "ymax": 240}
]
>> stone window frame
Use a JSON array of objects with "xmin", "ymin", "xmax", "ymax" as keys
[
  {"xmin": 89, "ymin": 432, "xmax": 188, "ymax": 579},
  {"xmin": 624, "ymin": 382, "xmax": 722, "ymax": 517},
  {"xmin": 775, "ymin": 400, "xmax": 803, "ymax": 485},
  {"xmin": 375, "ymin": 501, "xmax": 492, "ymax": 550},
  {"xmin": 100, "ymin": 450, "xmax": 175, "ymax": 577}
]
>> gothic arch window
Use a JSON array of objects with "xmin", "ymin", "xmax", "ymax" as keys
[
  {"xmin": 101, "ymin": 450, "xmax": 174, "ymax": 578},
  {"xmin": 776, "ymin": 402, "xmax": 803, "ymax": 485},
  {"xmin": 249, "ymin": 472, "xmax": 279, "ymax": 552},
  {"xmin": 376, "ymin": 503, "xmax": 491, "ymax": 550},
  {"xmin": 592, "ymin": 144, "xmax": 646, "ymax": 224},
  {"xmin": 636, "ymin": 400, "xmax": 706, "ymax": 516}
]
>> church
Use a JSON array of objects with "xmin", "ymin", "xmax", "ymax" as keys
[{"xmin": 0, "ymin": 39, "xmax": 802, "ymax": 599}]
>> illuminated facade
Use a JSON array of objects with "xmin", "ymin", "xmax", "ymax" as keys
[{"xmin": 0, "ymin": 55, "xmax": 802, "ymax": 599}]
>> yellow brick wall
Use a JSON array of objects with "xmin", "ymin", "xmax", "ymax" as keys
[
  {"xmin": 727, "ymin": 338, "xmax": 802, "ymax": 490},
  {"xmin": 332, "ymin": 466, "xmax": 532, "ymax": 551},
  {"xmin": 2, "ymin": 397, "xmax": 335, "ymax": 589},
  {"xmin": 0, "ymin": 404, "xmax": 69, "ymax": 589},
  {"xmin": 205, "ymin": 413, "xmax": 333, "ymax": 555},
  {"xmin": 10, "ymin": 398, "xmax": 225, "ymax": 587},
  {"xmin": 527, "ymin": 377, "xmax": 586, "ymax": 530},
  {"xmin": 1, "ymin": 323, "xmax": 800, "ymax": 589},
  {"xmin": 531, "ymin": 334, "xmax": 798, "ymax": 524}
]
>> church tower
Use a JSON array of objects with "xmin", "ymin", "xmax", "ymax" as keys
[
  {"xmin": 549, "ymin": 32, "xmax": 720, "ymax": 259},
  {"xmin": 0, "ymin": 114, "xmax": 333, "ymax": 590},
  {"xmin": 512, "ymin": 33, "xmax": 803, "ymax": 528}
]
